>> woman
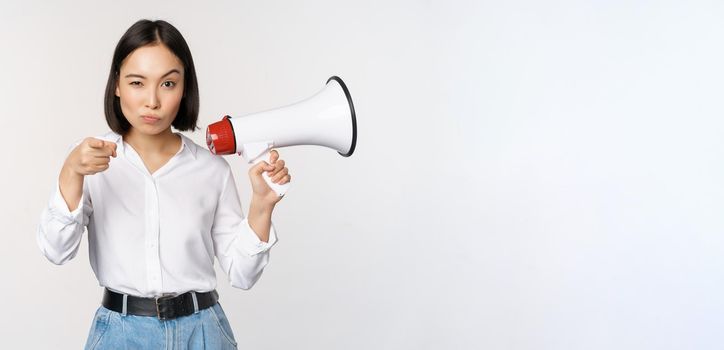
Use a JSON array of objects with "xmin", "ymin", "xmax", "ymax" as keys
[{"xmin": 36, "ymin": 19, "xmax": 289, "ymax": 349}]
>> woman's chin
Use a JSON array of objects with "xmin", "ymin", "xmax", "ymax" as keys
[{"xmin": 130, "ymin": 124, "xmax": 172, "ymax": 136}]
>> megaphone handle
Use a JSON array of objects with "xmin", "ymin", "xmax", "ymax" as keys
[{"xmin": 251, "ymin": 152, "xmax": 290, "ymax": 197}]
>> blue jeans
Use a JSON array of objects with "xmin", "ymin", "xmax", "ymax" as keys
[{"xmin": 83, "ymin": 302, "xmax": 238, "ymax": 349}]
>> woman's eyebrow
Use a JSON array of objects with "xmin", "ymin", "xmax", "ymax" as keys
[{"xmin": 124, "ymin": 69, "xmax": 181, "ymax": 79}]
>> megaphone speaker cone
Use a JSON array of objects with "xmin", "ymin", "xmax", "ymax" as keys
[{"xmin": 327, "ymin": 76, "xmax": 357, "ymax": 157}]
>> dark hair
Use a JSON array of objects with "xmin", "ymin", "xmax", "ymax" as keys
[{"xmin": 104, "ymin": 19, "xmax": 200, "ymax": 134}]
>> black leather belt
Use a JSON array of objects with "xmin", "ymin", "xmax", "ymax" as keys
[{"xmin": 102, "ymin": 288, "xmax": 219, "ymax": 320}]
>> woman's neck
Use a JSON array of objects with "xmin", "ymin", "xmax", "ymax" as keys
[{"xmin": 123, "ymin": 127, "xmax": 181, "ymax": 156}]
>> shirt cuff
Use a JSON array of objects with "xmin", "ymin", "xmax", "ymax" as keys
[
  {"xmin": 48, "ymin": 182, "xmax": 86, "ymax": 225},
  {"xmin": 238, "ymin": 218, "xmax": 278, "ymax": 256}
]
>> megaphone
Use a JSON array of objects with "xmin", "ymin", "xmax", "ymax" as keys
[{"xmin": 206, "ymin": 76, "xmax": 357, "ymax": 197}]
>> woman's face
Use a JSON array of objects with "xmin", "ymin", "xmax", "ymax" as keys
[{"xmin": 115, "ymin": 44, "xmax": 185, "ymax": 136}]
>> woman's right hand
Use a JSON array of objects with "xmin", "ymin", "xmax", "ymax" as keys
[
  {"xmin": 64, "ymin": 137, "xmax": 117, "ymax": 176},
  {"xmin": 58, "ymin": 138, "xmax": 117, "ymax": 211}
]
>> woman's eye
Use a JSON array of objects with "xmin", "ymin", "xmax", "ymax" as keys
[
  {"xmin": 130, "ymin": 81, "xmax": 142, "ymax": 86},
  {"xmin": 162, "ymin": 81, "xmax": 176, "ymax": 88}
]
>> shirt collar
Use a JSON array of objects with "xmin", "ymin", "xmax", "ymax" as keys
[
  {"xmin": 109, "ymin": 131, "xmax": 198, "ymax": 160},
  {"xmin": 177, "ymin": 133, "xmax": 198, "ymax": 159}
]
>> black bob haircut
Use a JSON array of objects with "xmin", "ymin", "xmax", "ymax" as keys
[{"xmin": 104, "ymin": 19, "xmax": 200, "ymax": 134}]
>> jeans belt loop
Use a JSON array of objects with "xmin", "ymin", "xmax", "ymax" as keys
[
  {"xmin": 191, "ymin": 291, "xmax": 199, "ymax": 314},
  {"xmin": 121, "ymin": 294, "xmax": 128, "ymax": 316}
]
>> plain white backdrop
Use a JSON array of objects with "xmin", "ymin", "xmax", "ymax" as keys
[{"xmin": 1, "ymin": 0, "xmax": 723, "ymax": 349}]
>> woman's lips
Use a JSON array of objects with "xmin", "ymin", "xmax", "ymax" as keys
[{"xmin": 141, "ymin": 115, "xmax": 160, "ymax": 123}]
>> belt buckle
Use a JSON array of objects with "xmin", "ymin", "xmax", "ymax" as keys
[{"xmin": 155, "ymin": 295, "xmax": 174, "ymax": 320}]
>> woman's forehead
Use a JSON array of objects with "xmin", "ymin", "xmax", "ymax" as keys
[{"xmin": 120, "ymin": 44, "xmax": 184, "ymax": 77}]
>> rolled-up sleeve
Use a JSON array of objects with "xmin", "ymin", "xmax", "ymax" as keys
[
  {"xmin": 211, "ymin": 164, "xmax": 278, "ymax": 290},
  {"xmin": 36, "ymin": 180, "xmax": 92, "ymax": 265}
]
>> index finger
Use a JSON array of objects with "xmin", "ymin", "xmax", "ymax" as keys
[{"xmin": 87, "ymin": 138, "xmax": 105, "ymax": 149}]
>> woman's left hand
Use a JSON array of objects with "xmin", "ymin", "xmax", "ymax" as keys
[{"xmin": 249, "ymin": 149, "xmax": 291, "ymax": 207}]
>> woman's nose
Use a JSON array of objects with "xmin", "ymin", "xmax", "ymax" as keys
[{"xmin": 145, "ymin": 90, "xmax": 160, "ymax": 109}]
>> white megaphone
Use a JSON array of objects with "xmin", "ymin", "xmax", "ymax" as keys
[{"xmin": 206, "ymin": 76, "xmax": 357, "ymax": 197}]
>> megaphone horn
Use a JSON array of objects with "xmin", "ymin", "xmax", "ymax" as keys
[{"xmin": 206, "ymin": 76, "xmax": 357, "ymax": 197}]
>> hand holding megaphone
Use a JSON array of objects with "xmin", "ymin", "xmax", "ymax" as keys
[
  {"xmin": 249, "ymin": 149, "xmax": 290, "ymax": 201},
  {"xmin": 206, "ymin": 76, "xmax": 357, "ymax": 196}
]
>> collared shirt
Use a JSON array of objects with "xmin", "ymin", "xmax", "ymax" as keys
[{"xmin": 37, "ymin": 131, "xmax": 278, "ymax": 298}]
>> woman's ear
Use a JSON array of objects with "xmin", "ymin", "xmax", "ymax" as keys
[{"xmin": 114, "ymin": 72, "xmax": 120, "ymax": 97}]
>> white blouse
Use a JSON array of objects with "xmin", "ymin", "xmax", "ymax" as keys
[{"xmin": 36, "ymin": 131, "xmax": 278, "ymax": 298}]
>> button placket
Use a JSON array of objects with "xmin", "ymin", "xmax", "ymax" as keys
[{"xmin": 145, "ymin": 177, "xmax": 163, "ymax": 294}]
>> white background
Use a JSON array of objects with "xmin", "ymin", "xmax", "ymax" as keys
[{"xmin": 1, "ymin": 0, "xmax": 723, "ymax": 349}]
